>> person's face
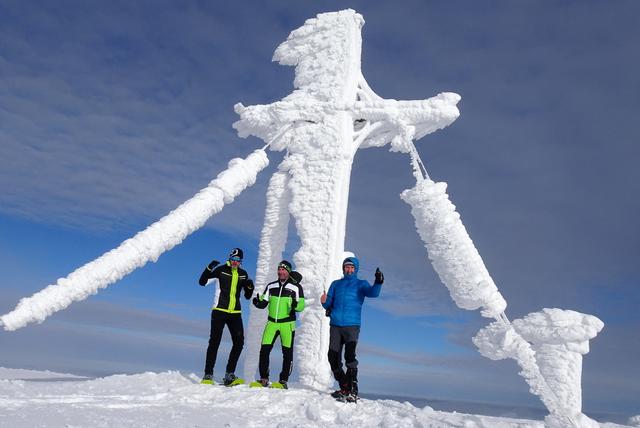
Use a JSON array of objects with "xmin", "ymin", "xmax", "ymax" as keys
[
  {"xmin": 343, "ymin": 264, "xmax": 355, "ymax": 275},
  {"xmin": 229, "ymin": 257, "xmax": 241, "ymax": 268},
  {"xmin": 277, "ymin": 267, "xmax": 290, "ymax": 281}
]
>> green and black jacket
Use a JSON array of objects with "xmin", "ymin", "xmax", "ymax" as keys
[
  {"xmin": 254, "ymin": 276, "xmax": 305, "ymax": 323},
  {"xmin": 199, "ymin": 262, "xmax": 254, "ymax": 314}
]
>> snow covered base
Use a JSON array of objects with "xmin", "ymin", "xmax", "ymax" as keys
[{"xmin": 474, "ymin": 309, "xmax": 605, "ymax": 428}]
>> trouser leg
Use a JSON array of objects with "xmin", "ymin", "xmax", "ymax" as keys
[
  {"xmin": 259, "ymin": 330, "xmax": 279, "ymax": 379},
  {"xmin": 328, "ymin": 326, "xmax": 346, "ymax": 386},
  {"xmin": 343, "ymin": 327, "xmax": 360, "ymax": 395},
  {"xmin": 204, "ymin": 311, "xmax": 225, "ymax": 375},
  {"xmin": 259, "ymin": 344, "xmax": 273, "ymax": 379},
  {"xmin": 279, "ymin": 329, "xmax": 295, "ymax": 382},
  {"xmin": 344, "ymin": 341, "xmax": 358, "ymax": 369},
  {"xmin": 343, "ymin": 326, "xmax": 360, "ymax": 369},
  {"xmin": 225, "ymin": 314, "xmax": 244, "ymax": 374}
]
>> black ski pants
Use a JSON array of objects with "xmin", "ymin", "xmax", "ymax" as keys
[
  {"xmin": 327, "ymin": 325, "xmax": 360, "ymax": 385},
  {"xmin": 203, "ymin": 310, "xmax": 244, "ymax": 376}
]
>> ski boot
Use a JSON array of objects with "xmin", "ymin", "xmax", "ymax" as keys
[
  {"xmin": 200, "ymin": 374, "xmax": 214, "ymax": 385},
  {"xmin": 249, "ymin": 378, "xmax": 269, "ymax": 388},
  {"xmin": 331, "ymin": 382, "xmax": 350, "ymax": 401},
  {"xmin": 345, "ymin": 368, "xmax": 358, "ymax": 403},
  {"xmin": 223, "ymin": 372, "xmax": 244, "ymax": 387},
  {"xmin": 270, "ymin": 380, "xmax": 288, "ymax": 389},
  {"xmin": 345, "ymin": 381, "xmax": 358, "ymax": 403}
]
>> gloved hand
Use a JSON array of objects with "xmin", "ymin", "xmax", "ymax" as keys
[
  {"xmin": 252, "ymin": 295, "xmax": 260, "ymax": 306},
  {"xmin": 244, "ymin": 279, "xmax": 255, "ymax": 299},
  {"xmin": 374, "ymin": 267, "xmax": 384, "ymax": 285},
  {"xmin": 207, "ymin": 260, "xmax": 220, "ymax": 271}
]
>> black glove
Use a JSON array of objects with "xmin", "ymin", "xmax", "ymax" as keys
[
  {"xmin": 207, "ymin": 260, "xmax": 220, "ymax": 271},
  {"xmin": 244, "ymin": 280, "xmax": 254, "ymax": 299},
  {"xmin": 374, "ymin": 267, "xmax": 384, "ymax": 285},
  {"xmin": 253, "ymin": 294, "xmax": 267, "ymax": 309},
  {"xmin": 325, "ymin": 308, "xmax": 332, "ymax": 317}
]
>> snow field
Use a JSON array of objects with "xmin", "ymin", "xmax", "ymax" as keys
[
  {"xmin": 0, "ymin": 371, "xmax": 591, "ymax": 428},
  {"xmin": 1, "ymin": 371, "xmax": 631, "ymax": 427}
]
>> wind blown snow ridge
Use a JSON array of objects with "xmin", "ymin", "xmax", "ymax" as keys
[{"xmin": 0, "ymin": 150, "xmax": 269, "ymax": 331}]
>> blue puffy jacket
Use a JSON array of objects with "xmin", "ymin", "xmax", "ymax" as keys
[{"xmin": 321, "ymin": 257, "xmax": 382, "ymax": 327}]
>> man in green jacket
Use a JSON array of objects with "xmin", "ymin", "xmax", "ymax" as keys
[
  {"xmin": 199, "ymin": 247, "xmax": 254, "ymax": 386},
  {"xmin": 251, "ymin": 260, "xmax": 304, "ymax": 389}
]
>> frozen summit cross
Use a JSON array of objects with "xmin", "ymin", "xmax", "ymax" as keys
[
  {"xmin": 1, "ymin": 9, "xmax": 605, "ymax": 428},
  {"xmin": 233, "ymin": 9, "xmax": 460, "ymax": 389}
]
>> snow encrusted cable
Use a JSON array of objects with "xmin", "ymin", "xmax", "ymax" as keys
[
  {"xmin": 242, "ymin": 170, "xmax": 291, "ymax": 380},
  {"xmin": 0, "ymin": 149, "xmax": 269, "ymax": 331},
  {"xmin": 400, "ymin": 160, "xmax": 507, "ymax": 318}
]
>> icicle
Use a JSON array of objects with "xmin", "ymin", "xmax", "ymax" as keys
[{"xmin": 1, "ymin": 149, "xmax": 270, "ymax": 331}]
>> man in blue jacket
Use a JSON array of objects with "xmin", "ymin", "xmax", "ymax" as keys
[{"xmin": 321, "ymin": 256, "xmax": 383, "ymax": 402}]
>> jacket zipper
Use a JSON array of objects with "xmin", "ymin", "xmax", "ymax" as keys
[{"xmin": 275, "ymin": 281, "xmax": 285, "ymax": 322}]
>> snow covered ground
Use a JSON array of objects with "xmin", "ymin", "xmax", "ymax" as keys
[{"xmin": 0, "ymin": 369, "xmax": 632, "ymax": 427}]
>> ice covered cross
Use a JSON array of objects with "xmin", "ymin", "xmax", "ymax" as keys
[
  {"xmin": 233, "ymin": 9, "xmax": 460, "ymax": 389},
  {"xmin": 2, "ymin": 9, "xmax": 604, "ymax": 427},
  {"xmin": 237, "ymin": 11, "xmax": 604, "ymax": 428}
]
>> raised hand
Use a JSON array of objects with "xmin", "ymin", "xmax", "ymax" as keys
[
  {"xmin": 207, "ymin": 260, "xmax": 220, "ymax": 270},
  {"xmin": 374, "ymin": 267, "xmax": 384, "ymax": 285}
]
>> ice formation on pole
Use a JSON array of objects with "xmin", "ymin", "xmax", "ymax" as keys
[
  {"xmin": 398, "ymin": 131, "xmax": 605, "ymax": 426},
  {"xmin": 380, "ymin": 13, "xmax": 603, "ymax": 426},
  {"xmin": 234, "ymin": 9, "xmax": 460, "ymax": 388},
  {"xmin": 401, "ymin": 131, "xmax": 604, "ymax": 426},
  {"xmin": 0, "ymin": 150, "xmax": 269, "ymax": 331},
  {"xmin": 400, "ymin": 180, "xmax": 507, "ymax": 318},
  {"xmin": 474, "ymin": 309, "xmax": 603, "ymax": 428},
  {"xmin": 243, "ymin": 171, "xmax": 291, "ymax": 379}
]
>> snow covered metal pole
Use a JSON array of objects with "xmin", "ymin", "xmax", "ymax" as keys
[{"xmin": 0, "ymin": 149, "xmax": 269, "ymax": 331}]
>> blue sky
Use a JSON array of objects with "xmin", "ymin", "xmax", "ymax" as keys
[{"xmin": 1, "ymin": 0, "xmax": 638, "ymax": 421}]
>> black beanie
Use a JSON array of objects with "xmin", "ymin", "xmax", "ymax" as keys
[
  {"xmin": 278, "ymin": 260, "xmax": 292, "ymax": 273},
  {"xmin": 229, "ymin": 248, "xmax": 244, "ymax": 260}
]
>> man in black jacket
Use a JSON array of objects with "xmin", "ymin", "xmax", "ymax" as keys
[{"xmin": 199, "ymin": 247, "xmax": 254, "ymax": 386}]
